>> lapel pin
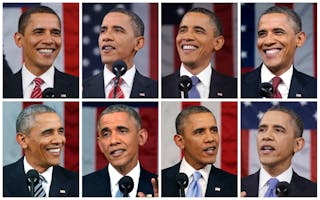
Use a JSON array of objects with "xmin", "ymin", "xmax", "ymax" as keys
[
  {"xmin": 139, "ymin": 92, "xmax": 145, "ymax": 97},
  {"xmin": 59, "ymin": 189, "xmax": 66, "ymax": 194},
  {"xmin": 217, "ymin": 92, "xmax": 223, "ymax": 97},
  {"xmin": 296, "ymin": 93, "xmax": 302, "ymax": 97},
  {"xmin": 215, "ymin": 187, "xmax": 221, "ymax": 191}
]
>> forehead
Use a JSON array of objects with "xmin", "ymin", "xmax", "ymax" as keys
[
  {"xmin": 258, "ymin": 13, "xmax": 293, "ymax": 30},
  {"xmin": 99, "ymin": 112, "xmax": 135, "ymax": 126},
  {"xmin": 180, "ymin": 12, "xmax": 213, "ymax": 28},
  {"xmin": 260, "ymin": 110, "xmax": 291, "ymax": 125},
  {"xmin": 102, "ymin": 12, "xmax": 132, "ymax": 26},
  {"xmin": 33, "ymin": 112, "xmax": 61, "ymax": 124},
  {"xmin": 184, "ymin": 112, "xmax": 216, "ymax": 127},
  {"xmin": 27, "ymin": 13, "xmax": 60, "ymax": 27}
]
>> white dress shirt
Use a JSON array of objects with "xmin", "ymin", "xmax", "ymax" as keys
[
  {"xmin": 179, "ymin": 157, "xmax": 212, "ymax": 197},
  {"xmin": 22, "ymin": 64, "xmax": 55, "ymax": 98},
  {"xmin": 261, "ymin": 64, "xmax": 293, "ymax": 98},
  {"xmin": 258, "ymin": 165, "xmax": 293, "ymax": 197},
  {"xmin": 180, "ymin": 63, "xmax": 212, "ymax": 98},
  {"xmin": 23, "ymin": 157, "xmax": 53, "ymax": 197},
  {"xmin": 109, "ymin": 162, "xmax": 141, "ymax": 197},
  {"xmin": 103, "ymin": 64, "xmax": 136, "ymax": 98}
]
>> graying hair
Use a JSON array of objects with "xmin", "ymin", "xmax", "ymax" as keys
[
  {"xmin": 16, "ymin": 104, "xmax": 57, "ymax": 134},
  {"xmin": 98, "ymin": 104, "xmax": 141, "ymax": 129}
]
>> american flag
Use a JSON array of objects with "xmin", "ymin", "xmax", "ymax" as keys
[
  {"xmin": 82, "ymin": 102, "xmax": 158, "ymax": 176},
  {"xmin": 3, "ymin": 102, "xmax": 79, "ymax": 172},
  {"xmin": 162, "ymin": 3, "xmax": 238, "ymax": 78},
  {"xmin": 82, "ymin": 3, "xmax": 158, "ymax": 81},
  {"xmin": 241, "ymin": 3, "xmax": 317, "ymax": 77},
  {"xmin": 3, "ymin": 3, "xmax": 79, "ymax": 77},
  {"xmin": 161, "ymin": 102, "xmax": 237, "ymax": 175},
  {"xmin": 241, "ymin": 102, "xmax": 317, "ymax": 182}
]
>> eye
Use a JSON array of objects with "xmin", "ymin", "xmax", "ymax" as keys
[
  {"xmin": 52, "ymin": 29, "xmax": 61, "ymax": 36},
  {"xmin": 257, "ymin": 31, "xmax": 267, "ymax": 38},
  {"xmin": 178, "ymin": 27, "xmax": 187, "ymax": 34}
]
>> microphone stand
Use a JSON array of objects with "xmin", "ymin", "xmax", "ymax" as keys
[{"xmin": 30, "ymin": 180, "xmax": 36, "ymax": 197}]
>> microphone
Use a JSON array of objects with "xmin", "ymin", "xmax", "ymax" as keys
[
  {"xmin": 275, "ymin": 181, "xmax": 290, "ymax": 197},
  {"xmin": 259, "ymin": 82, "xmax": 274, "ymax": 98},
  {"xmin": 26, "ymin": 169, "xmax": 40, "ymax": 197},
  {"xmin": 179, "ymin": 76, "xmax": 192, "ymax": 98},
  {"xmin": 118, "ymin": 176, "xmax": 134, "ymax": 197},
  {"xmin": 42, "ymin": 88, "xmax": 57, "ymax": 98},
  {"xmin": 112, "ymin": 60, "xmax": 127, "ymax": 98},
  {"xmin": 176, "ymin": 172, "xmax": 188, "ymax": 197}
]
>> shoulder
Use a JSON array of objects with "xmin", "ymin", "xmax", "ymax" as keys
[
  {"xmin": 54, "ymin": 165, "xmax": 78, "ymax": 178},
  {"xmin": 55, "ymin": 68, "xmax": 78, "ymax": 81},
  {"xmin": 84, "ymin": 72, "xmax": 103, "ymax": 84},
  {"xmin": 162, "ymin": 163, "xmax": 180, "ymax": 177},
  {"xmin": 83, "ymin": 167, "xmax": 107, "ymax": 182},
  {"xmin": 135, "ymin": 70, "xmax": 157, "ymax": 86}
]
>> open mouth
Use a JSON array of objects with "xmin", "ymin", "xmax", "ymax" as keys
[
  {"xmin": 264, "ymin": 48, "xmax": 281, "ymax": 57},
  {"xmin": 260, "ymin": 145, "xmax": 275, "ymax": 153},
  {"xmin": 38, "ymin": 48, "xmax": 55, "ymax": 55},
  {"xmin": 110, "ymin": 149, "xmax": 125, "ymax": 157},
  {"xmin": 203, "ymin": 146, "xmax": 216, "ymax": 154}
]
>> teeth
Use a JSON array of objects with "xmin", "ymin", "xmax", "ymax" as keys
[
  {"xmin": 182, "ymin": 45, "xmax": 197, "ymax": 50},
  {"xmin": 205, "ymin": 147, "xmax": 215, "ymax": 152},
  {"xmin": 39, "ymin": 49, "xmax": 53, "ymax": 54},
  {"xmin": 111, "ymin": 149, "xmax": 124, "ymax": 155},
  {"xmin": 48, "ymin": 148, "xmax": 60, "ymax": 153},
  {"xmin": 262, "ymin": 146, "xmax": 274, "ymax": 150},
  {"xmin": 265, "ymin": 49, "xmax": 280, "ymax": 55},
  {"xmin": 103, "ymin": 46, "xmax": 114, "ymax": 50}
]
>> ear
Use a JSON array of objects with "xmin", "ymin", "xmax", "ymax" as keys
[
  {"xmin": 97, "ymin": 136, "xmax": 104, "ymax": 153},
  {"xmin": 138, "ymin": 128, "xmax": 148, "ymax": 146},
  {"xmin": 16, "ymin": 132, "xmax": 28, "ymax": 149},
  {"xmin": 174, "ymin": 134, "xmax": 184, "ymax": 150},
  {"xmin": 134, "ymin": 36, "xmax": 145, "ymax": 51},
  {"xmin": 14, "ymin": 32, "xmax": 23, "ymax": 48},
  {"xmin": 212, "ymin": 35, "xmax": 225, "ymax": 51},
  {"xmin": 293, "ymin": 137, "xmax": 305, "ymax": 153},
  {"xmin": 295, "ymin": 31, "xmax": 306, "ymax": 48}
]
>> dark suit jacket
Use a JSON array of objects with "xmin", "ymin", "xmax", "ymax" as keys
[
  {"xmin": 3, "ymin": 157, "xmax": 79, "ymax": 197},
  {"xmin": 162, "ymin": 163, "xmax": 237, "ymax": 197},
  {"xmin": 162, "ymin": 68, "xmax": 237, "ymax": 98},
  {"xmin": 241, "ymin": 65, "xmax": 317, "ymax": 98},
  {"xmin": 82, "ymin": 165, "xmax": 157, "ymax": 197},
  {"xmin": 242, "ymin": 170, "xmax": 317, "ymax": 197},
  {"xmin": 83, "ymin": 70, "xmax": 158, "ymax": 98},
  {"xmin": 3, "ymin": 68, "xmax": 79, "ymax": 98}
]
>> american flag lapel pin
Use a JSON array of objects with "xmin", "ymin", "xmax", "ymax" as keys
[{"xmin": 215, "ymin": 187, "xmax": 221, "ymax": 192}]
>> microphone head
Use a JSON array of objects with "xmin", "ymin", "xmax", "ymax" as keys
[
  {"xmin": 176, "ymin": 172, "xmax": 189, "ymax": 188},
  {"xmin": 42, "ymin": 88, "xmax": 57, "ymax": 98},
  {"xmin": 179, "ymin": 75, "xmax": 192, "ymax": 92},
  {"xmin": 259, "ymin": 82, "xmax": 274, "ymax": 98},
  {"xmin": 26, "ymin": 169, "xmax": 40, "ymax": 184},
  {"xmin": 119, "ymin": 176, "xmax": 134, "ymax": 195},
  {"xmin": 275, "ymin": 181, "xmax": 290, "ymax": 197},
  {"xmin": 112, "ymin": 60, "xmax": 127, "ymax": 77}
]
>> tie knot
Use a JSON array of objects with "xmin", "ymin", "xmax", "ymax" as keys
[
  {"xmin": 272, "ymin": 76, "xmax": 282, "ymax": 87},
  {"xmin": 268, "ymin": 178, "xmax": 279, "ymax": 188},
  {"xmin": 191, "ymin": 76, "xmax": 200, "ymax": 86},
  {"xmin": 192, "ymin": 171, "xmax": 202, "ymax": 181},
  {"xmin": 34, "ymin": 77, "xmax": 44, "ymax": 86}
]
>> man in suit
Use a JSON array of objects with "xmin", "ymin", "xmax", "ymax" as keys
[
  {"xmin": 162, "ymin": 7, "xmax": 237, "ymax": 98},
  {"xmin": 3, "ymin": 5, "xmax": 79, "ymax": 98},
  {"xmin": 241, "ymin": 6, "xmax": 316, "ymax": 98},
  {"xmin": 162, "ymin": 106, "xmax": 237, "ymax": 197},
  {"xmin": 83, "ymin": 104, "xmax": 157, "ymax": 197},
  {"xmin": 3, "ymin": 104, "xmax": 79, "ymax": 197},
  {"xmin": 241, "ymin": 106, "xmax": 317, "ymax": 197},
  {"xmin": 83, "ymin": 8, "xmax": 158, "ymax": 98}
]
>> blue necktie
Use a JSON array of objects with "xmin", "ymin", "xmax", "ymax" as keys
[
  {"xmin": 34, "ymin": 175, "xmax": 46, "ymax": 197},
  {"xmin": 115, "ymin": 189, "xmax": 123, "ymax": 197},
  {"xmin": 186, "ymin": 171, "xmax": 202, "ymax": 197},
  {"xmin": 264, "ymin": 178, "xmax": 279, "ymax": 197},
  {"xmin": 188, "ymin": 76, "xmax": 200, "ymax": 98}
]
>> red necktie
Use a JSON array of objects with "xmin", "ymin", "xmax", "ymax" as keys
[
  {"xmin": 30, "ymin": 77, "xmax": 44, "ymax": 98},
  {"xmin": 108, "ymin": 77, "xmax": 125, "ymax": 98},
  {"xmin": 272, "ymin": 76, "xmax": 282, "ymax": 98}
]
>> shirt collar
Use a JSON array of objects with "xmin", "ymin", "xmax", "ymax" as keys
[
  {"xmin": 22, "ymin": 64, "xmax": 55, "ymax": 91},
  {"xmin": 179, "ymin": 157, "xmax": 211, "ymax": 183},
  {"xmin": 23, "ymin": 156, "xmax": 53, "ymax": 184},
  {"xmin": 103, "ymin": 64, "xmax": 136, "ymax": 88},
  {"xmin": 259, "ymin": 165, "xmax": 293, "ymax": 190},
  {"xmin": 180, "ymin": 63, "xmax": 212, "ymax": 89},
  {"xmin": 261, "ymin": 64, "xmax": 293, "ymax": 88}
]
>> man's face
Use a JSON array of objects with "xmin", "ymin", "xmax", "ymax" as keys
[
  {"xmin": 98, "ymin": 12, "xmax": 144, "ymax": 69},
  {"xmin": 18, "ymin": 113, "xmax": 65, "ymax": 173},
  {"xmin": 14, "ymin": 13, "xmax": 62, "ymax": 72},
  {"xmin": 175, "ymin": 112, "xmax": 219, "ymax": 170},
  {"xmin": 257, "ymin": 13, "xmax": 305, "ymax": 75},
  {"xmin": 97, "ymin": 112, "xmax": 147, "ymax": 174},
  {"xmin": 176, "ymin": 12, "xmax": 223, "ymax": 71},
  {"xmin": 257, "ymin": 110, "xmax": 304, "ymax": 174}
]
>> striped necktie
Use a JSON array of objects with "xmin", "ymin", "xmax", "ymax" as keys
[
  {"xmin": 34, "ymin": 175, "xmax": 46, "ymax": 197},
  {"xmin": 30, "ymin": 77, "xmax": 44, "ymax": 98}
]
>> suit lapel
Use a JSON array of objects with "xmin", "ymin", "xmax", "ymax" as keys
[
  {"xmin": 50, "ymin": 166, "xmax": 71, "ymax": 196},
  {"xmin": 288, "ymin": 68, "xmax": 304, "ymax": 98},
  {"xmin": 9, "ymin": 158, "xmax": 31, "ymax": 196}
]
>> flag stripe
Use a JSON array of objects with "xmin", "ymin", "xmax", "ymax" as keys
[
  {"xmin": 95, "ymin": 107, "xmax": 107, "ymax": 171},
  {"xmin": 241, "ymin": 130, "xmax": 249, "ymax": 177},
  {"xmin": 150, "ymin": 3, "xmax": 158, "ymax": 80},
  {"xmin": 311, "ymin": 130, "xmax": 317, "ymax": 182}
]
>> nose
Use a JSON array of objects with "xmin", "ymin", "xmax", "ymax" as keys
[
  {"xmin": 100, "ymin": 30, "xmax": 113, "ymax": 42},
  {"xmin": 178, "ymin": 30, "xmax": 194, "ymax": 42},
  {"xmin": 109, "ymin": 132, "xmax": 120, "ymax": 146},
  {"xmin": 261, "ymin": 129, "xmax": 274, "ymax": 141},
  {"xmin": 41, "ymin": 31, "xmax": 55, "ymax": 44},
  {"xmin": 262, "ymin": 33, "xmax": 276, "ymax": 46},
  {"xmin": 52, "ymin": 133, "xmax": 66, "ymax": 146},
  {"xmin": 204, "ymin": 130, "xmax": 215, "ymax": 143}
]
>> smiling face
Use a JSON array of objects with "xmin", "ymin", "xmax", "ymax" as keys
[
  {"xmin": 176, "ymin": 12, "xmax": 224, "ymax": 74},
  {"xmin": 14, "ymin": 13, "xmax": 61, "ymax": 76},
  {"xmin": 257, "ymin": 13, "xmax": 306, "ymax": 76},
  {"xmin": 257, "ymin": 110, "xmax": 304, "ymax": 176},
  {"xmin": 97, "ymin": 112, "xmax": 147, "ymax": 175},
  {"xmin": 174, "ymin": 112, "xmax": 219, "ymax": 170},
  {"xmin": 16, "ymin": 113, "xmax": 65, "ymax": 173},
  {"xmin": 98, "ymin": 12, "xmax": 144, "ymax": 70}
]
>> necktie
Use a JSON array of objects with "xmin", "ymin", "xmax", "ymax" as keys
[
  {"xmin": 264, "ymin": 178, "xmax": 279, "ymax": 197},
  {"xmin": 115, "ymin": 189, "xmax": 123, "ymax": 197},
  {"xmin": 30, "ymin": 77, "xmax": 44, "ymax": 98},
  {"xmin": 272, "ymin": 76, "xmax": 282, "ymax": 98},
  {"xmin": 186, "ymin": 171, "xmax": 202, "ymax": 197},
  {"xmin": 188, "ymin": 76, "xmax": 200, "ymax": 98},
  {"xmin": 108, "ymin": 77, "xmax": 125, "ymax": 98},
  {"xmin": 34, "ymin": 175, "xmax": 46, "ymax": 197}
]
